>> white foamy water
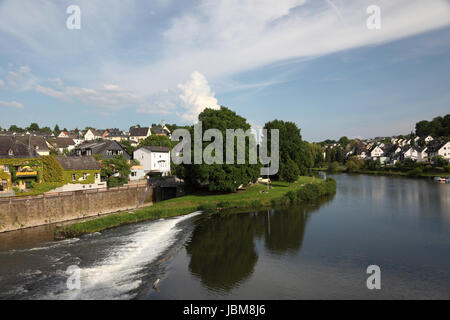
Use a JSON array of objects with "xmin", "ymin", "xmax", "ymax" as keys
[{"xmin": 45, "ymin": 212, "xmax": 201, "ymax": 300}]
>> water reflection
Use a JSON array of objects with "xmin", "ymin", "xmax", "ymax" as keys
[{"xmin": 185, "ymin": 196, "xmax": 334, "ymax": 292}]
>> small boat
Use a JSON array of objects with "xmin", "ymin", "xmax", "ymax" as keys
[
  {"xmin": 446, "ymin": 179, "xmax": 450, "ymax": 184},
  {"xmin": 434, "ymin": 177, "xmax": 446, "ymax": 183}
]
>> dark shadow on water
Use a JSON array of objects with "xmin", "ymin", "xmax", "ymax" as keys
[{"xmin": 185, "ymin": 194, "xmax": 335, "ymax": 292}]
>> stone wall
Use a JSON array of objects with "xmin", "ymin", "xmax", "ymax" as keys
[{"xmin": 0, "ymin": 184, "xmax": 152, "ymax": 233}]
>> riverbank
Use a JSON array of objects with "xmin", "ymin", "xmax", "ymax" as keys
[
  {"xmin": 55, "ymin": 176, "xmax": 337, "ymax": 239},
  {"xmin": 312, "ymin": 167, "xmax": 450, "ymax": 179}
]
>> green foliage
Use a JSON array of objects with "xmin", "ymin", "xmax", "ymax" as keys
[
  {"xmin": 345, "ymin": 156, "xmax": 364, "ymax": 173},
  {"xmin": 338, "ymin": 136, "xmax": 350, "ymax": 147},
  {"xmin": 264, "ymin": 119, "xmax": 316, "ymax": 177},
  {"xmin": 139, "ymin": 135, "xmax": 172, "ymax": 148},
  {"xmin": 406, "ymin": 168, "xmax": 423, "ymax": 178},
  {"xmin": 8, "ymin": 125, "xmax": 25, "ymax": 132},
  {"xmin": 415, "ymin": 114, "xmax": 450, "ymax": 138},
  {"xmin": 280, "ymin": 157, "xmax": 300, "ymax": 182},
  {"xmin": 432, "ymin": 155, "xmax": 447, "ymax": 167},
  {"xmin": 179, "ymin": 106, "xmax": 261, "ymax": 193},
  {"xmin": 100, "ymin": 155, "xmax": 132, "ymax": 187},
  {"xmin": 41, "ymin": 155, "xmax": 64, "ymax": 183},
  {"xmin": 327, "ymin": 161, "xmax": 340, "ymax": 173},
  {"xmin": 26, "ymin": 123, "xmax": 40, "ymax": 131},
  {"xmin": 277, "ymin": 178, "xmax": 337, "ymax": 205},
  {"xmin": 364, "ymin": 159, "xmax": 381, "ymax": 170},
  {"xmin": 119, "ymin": 139, "xmax": 136, "ymax": 157},
  {"xmin": 62, "ymin": 170, "xmax": 98, "ymax": 184}
]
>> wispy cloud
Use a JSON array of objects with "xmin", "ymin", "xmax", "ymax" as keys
[
  {"xmin": 0, "ymin": 100, "xmax": 23, "ymax": 109},
  {"xmin": 0, "ymin": 0, "xmax": 449, "ymax": 123}
]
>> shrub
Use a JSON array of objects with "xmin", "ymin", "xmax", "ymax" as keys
[
  {"xmin": 327, "ymin": 161, "xmax": 340, "ymax": 173},
  {"xmin": 406, "ymin": 168, "xmax": 423, "ymax": 178}
]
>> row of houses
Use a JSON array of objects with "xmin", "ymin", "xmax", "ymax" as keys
[
  {"xmin": 0, "ymin": 121, "xmax": 172, "ymax": 150},
  {"xmin": 0, "ymin": 129, "xmax": 172, "ymax": 196},
  {"xmin": 351, "ymin": 138, "xmax": 450, "ymax": 164}
]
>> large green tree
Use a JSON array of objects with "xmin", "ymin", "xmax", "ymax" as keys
[
  {"xmin": 263, "ymin": 120, "xmax": 312, "ymax": 179},
  {"xmin": 415, "ymin": 114, "xmax": 450, "ymax": 138},
  {"xmin": 177, "ymin": 107, "xmax": 261, "ymax": 192}
]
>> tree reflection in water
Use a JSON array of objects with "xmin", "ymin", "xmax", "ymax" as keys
[{"xmin": 185, "ymin": 195, "xmax": 334, "ymax": 292}]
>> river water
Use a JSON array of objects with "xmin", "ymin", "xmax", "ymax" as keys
[{"xmin": 0, "ymin": 174, "xmax": 449, "ymax": 299}]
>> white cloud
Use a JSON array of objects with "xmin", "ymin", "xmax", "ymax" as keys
[
  {"xmin": 35, "ymin": 84, "xmax": 143, "ymax": 110},
  {"xmin": 137, "ymin": 72, "xmax": 220, "ymax": 120},
  {"xmin": 121, "ymin": 0, "xmax": 450, "ymax": 95},
  {"xmin": 1, "ymin": 0, "xmax": 450, "ymax": 122},
  {"xmin": 177, "ymin": 71, "xmax": 220, "ymax": 122},
  {"xmin": 0, "ymin": 100, "xmax": 23, "ymax": 109}
]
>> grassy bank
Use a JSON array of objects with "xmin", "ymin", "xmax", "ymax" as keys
[{"xmin": 55, "ymin": 176, "xmax": 337, "ymax": 239}]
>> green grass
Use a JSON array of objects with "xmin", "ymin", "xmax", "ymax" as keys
[{"xmin": 55, "ymin": 176, "xmax": 335, "ymax": 239}]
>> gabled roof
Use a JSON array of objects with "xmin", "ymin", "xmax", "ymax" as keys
[
  {"xmin": 56, "ymin": 156, "xmax": 101, "ymax": 170},
  {"xmin": 0, "ymin": 136, "xmax": 41, "ymax": 158},
  {"xmin": 130, "ymin": 127, "xmax": 150, "ymax": 137},
  {"xmin": 74, "ymin": 140, "xmax": 130, "ymax": 159},
  {"xmin": 151, "ymin": 126, "xmax": 170, "ymax": 135},
  {"xmin": 52, "ymin": 138, "xmax": 76, "ymax": 148},
  {"xmin": 140, "ymin": 146, "xmax": 170, "ymax": 153},
  {"xmin": 427, "ymin": 140, "xmax": 448, "ymax": 153},
  {"xmin": 85, "ymin": 129, "xmax": 103, "ymax": 137},
  {"xmin": 14, "ymin": 135, "xmax": 49, "ymax": 153}
]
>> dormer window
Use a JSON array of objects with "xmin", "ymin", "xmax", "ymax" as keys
[{"xmin": 8, "ymin": 149, "xmax": 13, "ymax": 156}]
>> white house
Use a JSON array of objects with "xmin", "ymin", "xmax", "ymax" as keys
[
  {"xmin": 369, "ymin": 145, "xmax": 384, "ymax": 159},
  {"xmin": 58, "ymin": 131, "xmax": 70, "ymax": 138},
  {"xmin": 133, "ymin": 146, "xmax": 171, "ymax": 176},
  {"xmin": 427, "ymin": 141, "xmax": 450, "ymax": 162},
  {"xmin": 424, "ymin": 136, "xmax": 434, "ymax": 143},
  {"xmin": 84, "ymin": 129, "xmax": 102, "ymax": 141},
  {"xmin": 416, "ymin": 147, "xmax": 428, "ymax": 162},
  {"xmin": 402, "ymin": 147, "xmax": 418, "ymax": 161},
  {"xmin": 129, "ymin": 127, "xmax": 151, "ymax": 143}
]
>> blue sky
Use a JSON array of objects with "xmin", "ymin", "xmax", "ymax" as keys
[{"xmin": 0, "ymin": 0, "xmax": 449, "ymax": 141}]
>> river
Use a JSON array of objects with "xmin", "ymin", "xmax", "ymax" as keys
[{"xmin": 0, "ymin": 174, "xmax": 449, "ymax": 299}]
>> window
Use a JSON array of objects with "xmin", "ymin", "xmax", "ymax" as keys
[
  {"xmin": 95, "ymin": 173, "xmax": 99, "ymax": 180},
  {"xmin": 87, "ymin": 150, "xmax": 92, "ymax": 156},
  {"xmin": 131, "ymin": 172, "xmax": 137, "ymax": 177},
  {"xmin": 8, "ymin": 149, "xmax": 13, "ymax": 156},
  {"xmin": 72, "ymin": 174, "xmax": 76, "ymax": 181},
  {"xmin": 107, "ymin": 150, "xmax": 112, "ymax": 156},
  {"xmin": 83, "ymin": 173, "xmax": 87, "ymax": 180},
  {"xmin": 4, "ymin": 166, "xmax": 9, "ymax": 173},
  {"xmin": 2, "ymin": 180, "xmax": 7, "ymax": 187}
]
